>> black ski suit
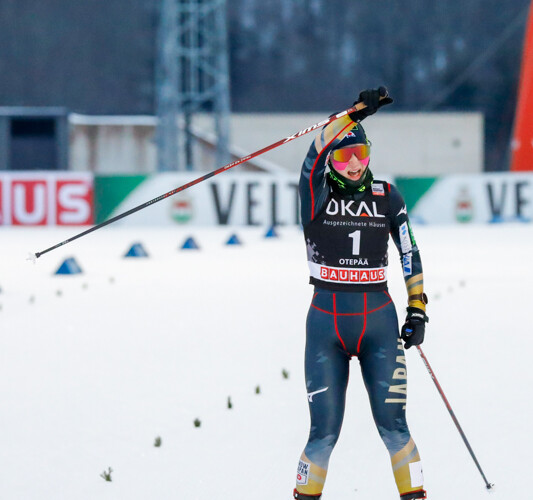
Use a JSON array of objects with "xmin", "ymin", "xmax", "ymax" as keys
[{"xmin": 294, "ymin": 114, "xmax": 426, "ymax": 499}]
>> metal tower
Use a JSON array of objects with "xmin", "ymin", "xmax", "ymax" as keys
[{"xmin": 156, "ymin": 0, "xmax": 231, "ymax": 171}]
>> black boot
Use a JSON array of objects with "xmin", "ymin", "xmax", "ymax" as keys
[
  {"xmin": 293, "ymin": 488, "xmax": 322, "ymax": 499},
  {"xmin": 400, "ymin": 489, "xmax": 427, "ymax": 500}
]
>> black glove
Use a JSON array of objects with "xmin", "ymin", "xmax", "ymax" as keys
[
  {"xmin": 349, "ymin": 86, "xmax": 393, "ymax": 122},
  {"xmin": 401, "ymin": 307, "xmax": 428, "ymax": 349}
]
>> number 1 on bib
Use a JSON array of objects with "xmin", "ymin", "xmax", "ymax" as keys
[{"xmin": 349, "ymin": 230, "xmax": 361, "ymax": 255}]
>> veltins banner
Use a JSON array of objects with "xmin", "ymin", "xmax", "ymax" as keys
[
  {"xmin": 95, "ymin": 173, "xmax": 301, "ymax": 226},
  {"xmin": 401, "ymin": 173, "xmax": 533, "ymax": 224}
]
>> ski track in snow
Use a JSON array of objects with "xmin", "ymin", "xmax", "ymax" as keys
[{"xmin": 0, "ymin": 224, "xmax": 531, "ymax": 500}]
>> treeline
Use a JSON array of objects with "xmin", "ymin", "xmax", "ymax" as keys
[{"xmin": 0, "ymin": 0, "xmax": 529, "ymax": 170}]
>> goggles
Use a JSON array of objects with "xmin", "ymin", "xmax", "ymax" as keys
[
  {"xmin": 330, "ymin": 143, "xmax": 371, "ymax": 171},
  {"xmin": 331, "ymin": 143, "xmax": 371, "ymax": 163}
]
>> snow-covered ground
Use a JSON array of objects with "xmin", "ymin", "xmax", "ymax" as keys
[{"xmin": 0, "ymin": 223, "xmax": 531, "ymax": 500}]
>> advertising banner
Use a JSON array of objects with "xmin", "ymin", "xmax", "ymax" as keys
[
  {"xmin": 94, "ymin": 173, "xmax": 301, "ymax": 227},
  {"xmin": 1, "ymin": 171, "xmax": 531, "ymax": 227},
  {"xmin": 96, "ymin": 172, "xmax": 533, "ymax": 227},
  {"xmin": 0, "ymin": 172, "xmax": 93, "ymax": 226},
  {"xmin": 398, "ymin": 173, "xmax": 533, "ymax": 224}
]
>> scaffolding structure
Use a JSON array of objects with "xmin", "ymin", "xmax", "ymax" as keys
[{"xmin": 156, "ymin": 0, "xmax": 231, "ymax": 171}]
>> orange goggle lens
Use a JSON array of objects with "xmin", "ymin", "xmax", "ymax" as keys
[{"xmin": 331, "ymin": 144, "xmax": 371, "ymax": 163}]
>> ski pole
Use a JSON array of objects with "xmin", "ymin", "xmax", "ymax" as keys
[
  {"xmin": 30, "ymin": 100, "xmax": 374, "ymax": 260},
  {"xmin": 416, "ymin": 346, "xmax": 494, "ymax": 490}
]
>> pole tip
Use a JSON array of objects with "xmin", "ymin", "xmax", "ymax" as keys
[
  {"xmin": 486, "ymin": 483, "xmax": 495, "ymax": 492},
  {"xmin": 26, "ymin": 252, "xmax": 37, "ymax": 264}
]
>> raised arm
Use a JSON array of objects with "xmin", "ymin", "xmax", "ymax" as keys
[
  {"xmin": 299, "ymin": 87, "xmax": 393, "ymax": 226},
  {"xmin": 299, "ymin": 114, "xmax": 356, "ymax": 226}
]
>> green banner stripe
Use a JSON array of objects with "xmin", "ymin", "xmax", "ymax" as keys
[
  {"xmin": 394, "ymin": 177, "xmax": 438, "ymax": 212},
  {"xmin": 94, "ymin": 175, "xmax": 149, "ymax": 223}
]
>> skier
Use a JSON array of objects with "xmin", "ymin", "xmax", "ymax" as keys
[{"xmin": 293, "ymin": 87, "xmax": 428, "ymax": 500}]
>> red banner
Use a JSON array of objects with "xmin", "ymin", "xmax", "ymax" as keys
[
  {"xmin": 511, "ymin": 1, "xmax": 533, "ymax": 171},
  {"xmin": 0, "ymin": 173, "xmax": 93, "ymax": 226}
]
